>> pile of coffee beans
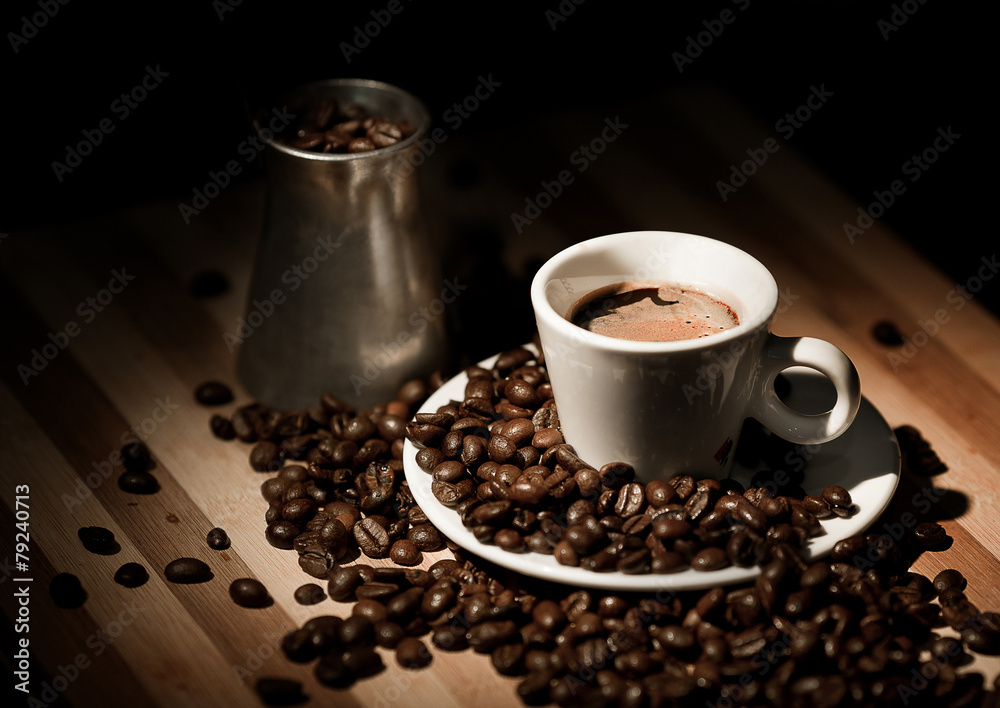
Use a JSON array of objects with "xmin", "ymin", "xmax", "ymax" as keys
[
  {"xmin": 207, "ymin": 378, "xmax": 446, "ymax": 582},
  {"xmin": 205, "ymin": 355, "xmax": 999, "ymax": 707},
  {"xmin": 405, "ymin": 347, "xmax": 856, "ymax": 575},
  {"xmin": 276, "ymin": 97, "xmax": 416, "ymax": 154}
]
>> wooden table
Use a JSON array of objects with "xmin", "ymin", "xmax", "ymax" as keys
[{"xmin": 3, "ymin": 86, "xmax": 998, "ymax": 707}]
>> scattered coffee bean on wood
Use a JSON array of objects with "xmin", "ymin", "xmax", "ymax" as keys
[
  {"xmin": 206, "ymin": 527, "xmax": 231, "ymax": 550},
  {"xmin": 294, "ymin": 583, "xmax": 326, "ymax": 606},
  {"xmin": 195, "ymin": 381, "xmax": 234, "ymax": 406},
  {"xmin": 114, "ymin": 562, "xmax": 149, "ymax": 588},
  {"xmin": 230, "ymin": 578, "xmax": 270, "ymax": 607},
  {"xmin": 255, "ymin": 677, "xmax": 306, "ymax": 706},
  {"xmin": 120, "ymin": 441, "xmax": 151, "ymax": 472},
  {"xmin": 118, "ymin": 470, "xmax": 160, "ymax": 494},
  {"xmin": 50, "ymin": 573, "xmax": 87, "ymax": 608},
  {"xmin": 872, "ymin": 320, "xmax": 905, "ymax": 346},
  {"xmin": 164, "ymin": 558, "xmax": 212, "ymax": 584},
  {"xmin": 78, "ymin": 526, "xmax": 118, "ymax": 554}
]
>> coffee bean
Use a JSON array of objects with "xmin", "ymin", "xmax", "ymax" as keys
[
  {"xmin": 339, "ymin": 615, "xmax": 376, "ymax": 647},
  {"xmin": 294, "ymin": 583, "xmax": 326, "ymax": 605},
  {"xmin": 255, "ymin": 677, "xmax": 306, "ymax": 706},
  {"xmin": 314, "ymin": 654, "xmax": 352, "ymax": 688},
  {"xmin": 614, "ymin": 483, "xmax": 646, "ymax": 518},
  {"xmin": 78, "ymin": 526, "xmax": 118, "ymax": 554},
  {"xmin": 691, "ymin": 547, "xmax": 729, "ymax": 571},
  {"xmin": 118, "ymin": 470, "xmax": 160, "ymax": 494},
  {"xmin": 195, "ymin": 381, "xmax": 233, "ymax": 406},
  {"xmin": 407, "ymin": 523, "xmax": 443, "ymax": 551},
  {"xmin": 113, "ymin": 562, "xmax": 149, "ymax": 588},
  {"xmin": 206, "ymin": 527, "xmax": 230, "ymax": 550},
  {"xmin": 210, "ymin": 414, "xmax": 236, "ymax": 440},
  {"xmin": 396, "ymin": 637, "xmax": 433, "ymax": 668},
  {"xmin": 914, "ymin": 521, "xmax": 948, "ymax": 547},
  {"xmin": 120, "ymin": 441, "xmax": 151, "ymax": 472},
  {"xmin": 389, "ymin": 539, "xmax": 422, "ymax": 565},
  {"xmin": 645, "ymin": 478, "xmax": 677, "ymax": 506},
  {"xmin": 934, "ymin": 569, "xmax": 967, "ymax": 594},
  {"xmin": 164, "ymin": 557, "xmax": 212, "ymax": 584},
  {"xmin": 50, "ymin": 572, "xmax": 87, "ymax": 608},
  {"xmin": 266, "ymin": 521, "xmax": 300, "ymax": 550},
  {"xmin": 355, "ymin": 517, "xmax": 391, "ymax": 558},
  {"xmin": 872, "ymin": 320, "xmax": 905, "ymax": 346},
  {"xmin": 251, "ymin": 441, "xmax": 283, "ymax": 472},
  {"xmin": 822, "ymin": 485, "xmax": 852, "ymax": 508},
  {"xmin": 468, "ymin": 620, "xmax": 518, "ymax": 653},
  {"xmin": 230, "ymin": 578, "xmax": 270, "ymax": 607}
]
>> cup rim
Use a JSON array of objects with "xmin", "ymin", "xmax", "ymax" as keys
[
  {"xmin": 255, "ymin": 78, "xmax": 431, "ymax": 162},
  {"xmin": 530, "ymin": 231, "xmax": 779, "ymax": 353}
]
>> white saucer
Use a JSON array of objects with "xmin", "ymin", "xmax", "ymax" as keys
[{"xmin": 403, "ymin": 355, "xmax": 900, "ymax": 592}]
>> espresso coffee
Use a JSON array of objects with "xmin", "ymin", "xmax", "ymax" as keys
[{"xmin": 569, "ymin": 281, "xmax": 738, "ymax": 342}]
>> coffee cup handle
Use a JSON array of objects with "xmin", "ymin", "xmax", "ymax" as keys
[{"xmin": 751, "ymin": 334, "xmax": 862, "ymax": 444}]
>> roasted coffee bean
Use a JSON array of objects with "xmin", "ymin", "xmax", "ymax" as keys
[
  {"xmin": 373, "ymin": 620, "xmax": 406, "ymax": 649},
  {"xmin": 120, "ymin": 441, "xmax": 151, "ymax": 472},
  {"xmin": 645, "ymin": 478, "xmax": 677, "ymax": 506},
  {"xmin": 395, "ymin": 636, "xmax": 432, "ymax": 668},
  {"xmin": 230, "ymin": 578, "xmax": 270, "ymax": 607},
  {"xmin": 389, "ymin": 539, "xmax": 422, "ymax": 565},
  {"xmin": 494, "ymin": 528, "xmax": 525, "ymax": 551},
  {"xmin": 117, "ymin": 470, "xmax": 160, "ymax": 494},
  {"xmin": 164, "ymin": 557, "xmax": 212, "ymax": 584},
  {"xmin": 354, "ymin": 598, "xmax": 388, "ymax": 624},
  {"xmin": 431, "ymin": 479, "xmax": 474, "ymax": 507},
  {"xmin": 50, "ymin": 572, "xmax": 87, "ymax": 608},
  {"xmin": 614, "ymin": 483, "xmax": 646, "ymax": 518},
  {"xmin": 210, "ymin": 414, "xmax": 236, "ymax": 440},
  {"xmin": 266, "ymin": 521, "xmax": 300, "ymax": 550},
  {"xmin": 78, "ymin": 526, "xmax": 118, "ymax": 554},
  {"xmin": 822, "ymin": 485, "xmax": 852, "ymax": 508},
  {"xmin": 195, "ymin": 381, "xmax": 233, "ymax": 406},
  {"xmin": 872, "ymin": 320, "xmax": 906, "ymax": 346},
  {"xmin": 934, "ymin": 569, "xmax": 967, "ymax": 594},
  {"xmin": 468, "ymin": 620, "xmax": 518, "ymax": 653},
  {"xmin": 327, "ymin": 566, "xmax": 365, "ymax": 602},
  {"xmin": 407, "ymin": 523, "xmax": 443, "ymax": 551},
  {"xmin": 255, "ymin": 677, "xmax": 306, "ymax": 706},
  {"xmin": 406, "ymin": 423, "xmax": 447, "ymax": 448},
  {"xmin": 314, "ymin": 653, "xmax": 353, "ymax": 688},
  {"xmin": 691, "ymin": 547, "xmax": 729, "ymax": 571},
  {"xmin": 963, "ymin": 627, "xmax": 1000, "ymax": 655},
  {"xmin": 206, "ymin": 527, "xmax": 231, "ymax": 550},
  {"xmin": 294, "ymin": 583, "xmax": 326, "ymax": 605},
  {"xmin": 298, "ymin": 546, "xmax": 335, "ymax": 579},
  {"xmin": 250, "ymin": 441, "xmax": 282, "ymax": 472},
  {"xmin": 914, "ymin": 521, "xmax": 948, "ymax": 547},
  {"xmin": 338, "ymin": 615, "xmax": 376, "ymax": 649},
  {"xmin": 355, "ymin": 517, "xmax": 391, "ymax": 558},
  {"xmin": 113, "ymin": 562, "xmax": 149, "ymax": 588}
]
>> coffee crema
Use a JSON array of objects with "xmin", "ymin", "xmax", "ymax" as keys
[{"xmin": 568, "ymin": 281, "xmax": 739, "ymax": 342}]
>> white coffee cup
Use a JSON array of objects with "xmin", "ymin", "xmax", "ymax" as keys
[{"xmin": 530, "ymin": 231, "xmax": 861, "ymax": 483}]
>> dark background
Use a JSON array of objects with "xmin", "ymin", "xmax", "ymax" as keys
[{"xmin": 2, "ymin": 0, "xmax": 993, "ymax": 314}]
